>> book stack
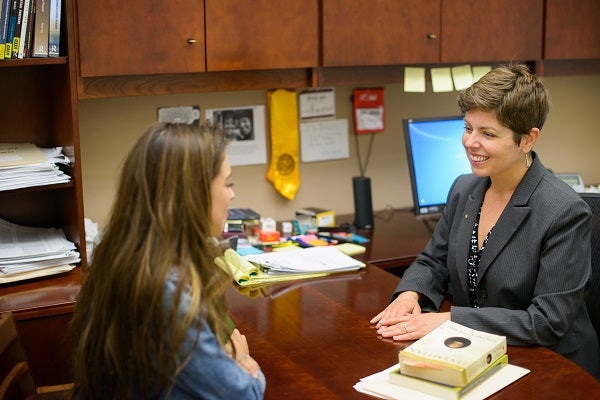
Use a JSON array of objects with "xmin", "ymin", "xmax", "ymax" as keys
[
  {"xmin": 389, "ymin": 321, "xmax": 508, "ymax": 399},
  {"xmin": 0, "ymin": 0, "xmax": 61, "ymax": 60},
  {"xmin": 223, "ymin": 207, "xmax": 261, "ymax": 238}
]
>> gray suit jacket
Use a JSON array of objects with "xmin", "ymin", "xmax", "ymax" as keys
[{"xmin": 395, "ymin": 153, "xmax": 600, "ymax": 378}]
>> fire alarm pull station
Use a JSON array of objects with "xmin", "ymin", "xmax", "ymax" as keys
[{"xmin": 352, "ymin": 88, "xmax": 385, "ymax": 135}]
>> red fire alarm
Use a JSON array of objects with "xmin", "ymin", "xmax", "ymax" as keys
[{"xmin": 352, "ymin": 88, "xmax": 385, "ymax": 134}]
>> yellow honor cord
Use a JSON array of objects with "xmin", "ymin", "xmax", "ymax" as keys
[{"xmin": 266, "ymin": 89, "xmax": 301, "ymax": 200}]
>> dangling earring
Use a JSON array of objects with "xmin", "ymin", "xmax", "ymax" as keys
[{"xmin": 525, "ymin": 152, "xmax": 531, "ymax": 169}]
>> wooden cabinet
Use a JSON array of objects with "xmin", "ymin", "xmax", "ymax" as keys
[
  {"xmin": 76, "ymin": 0, "xmax": 206, "ymax": 77},
  {"xmin": 76, "ymin": 0, "xmax": 318, "ymax": 77},
  {"xmin": 323, "ymin": 0, "xmax": 543, "ymax": 67},
  {"xmin": 545, "ymin": 0, "xmax": 600, "ymax": 60},
  {"xmin": 0, "ymin": 0, "xmax": 84, "ymax": 385},
  {"xmin": 205, "ymin": 0, "xmax": 318, "ymax": 71},
  {"xmin": 322, "ymin": 0, "xmax": 440, "ymax": 67},
  {"xmin": 440, "ymin": 0, "xmax": 543, "ymax": 63}
]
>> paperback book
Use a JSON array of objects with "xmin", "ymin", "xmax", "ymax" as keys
[
  {"xmin": 389, "ymin": 354, "xmax": 509, "ymax": 400},
  {"xmin": 398, "ymin": 320, "xmax": 507, "ymax": 387}
]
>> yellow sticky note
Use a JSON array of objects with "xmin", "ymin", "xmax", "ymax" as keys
[
  {"xmin": 451, "ymin": 65, "xmax": 474, "ymax": 90},
  {"xmin": 472, "ymin": 66, "xmax": 492, "ymax": 82},
  {"xmin": 430, "ymin": 68, "xmax": 454, "ymax": 92},
  {"xmin": 404, "ymin": 67, "xmax": 426, "ymax": 93}
]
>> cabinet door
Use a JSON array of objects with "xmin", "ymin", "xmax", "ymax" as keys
[
  {"xmin": 545, "ymin": 0, "xmax": 600, "ymax": 60},
  {"xmin": 77, "ymin": 0, "xmax": 205, "ymax": 77},
  {"xmin": 322, "ymin": 0, "xmax": 440, "ymax": 67},
  {"xmin": 205, "ymin": 0, "xmax": 318, "ymax": 71},
  {"xmin": 440, "ymin": 0, "xmax": 543, "ymax": 63}
]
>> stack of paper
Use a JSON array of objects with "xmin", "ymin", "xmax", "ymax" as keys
[
  {"xmin": 216, "ymin": 246, "xmax": 365, "ymax": 287},
  {"xmin": 0, "ymin": 143, "xmax": 71, "ymax": 191},
  {"xmin": 243, "ymin": 246, "xmax": 365, "ymax": 273},
  {"xmin": 0, "ymin": 218, "xmax": 80, "ymax": 284}
]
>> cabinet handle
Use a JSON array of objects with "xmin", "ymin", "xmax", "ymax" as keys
[
  {"xmin": 427, "ymin": 33, "xmax": 438, "ymax": 40},
  {"xmin": 187, "ymin": 38, "xmax": 197, "ymax": 44}
]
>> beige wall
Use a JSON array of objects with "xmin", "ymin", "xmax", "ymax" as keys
[{"xmin": 79, "ymin": 75, "xmax": 600, "ymax": 228}]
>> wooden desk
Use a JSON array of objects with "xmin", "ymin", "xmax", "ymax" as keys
[
  {"xmin": 227, "ymin": 265, "xmax": 600, "ymax": 399},
  {"xmin": 0, "ymin": 209, "xmax": 429, "ymax": 385}
]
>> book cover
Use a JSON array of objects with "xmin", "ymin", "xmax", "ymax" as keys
[
  {"xmin": 10, "ymin": 0, "xmax": 24, "ymax": 58},
  {"xmin": 227, "ymin": 207, "xmax": 261, "ymax": 221},
  {"xmin": 16, "ymin": 0, "xmax": 29, "ymax": 58},
  {"xmin": 389, "ymin": 354, "xmax": 509, "ymax": 400},
  {"xmin": 21, "ymin": 0, "xmax": 33, "ymax": 58},
  {"xmin": 0, "ymin": 0, "xmax": 11, "ymax": 60},
  {"xmin": 31, "ymin": 0, "xmax": 47, "ymax": 57},
  {"xmin": 47, "ymin": 0, "xmax": 59, "ymax": 57},
  {"xmin": 399, "ymin": 320, "xmax": 507, "ymax": 387},
  {"xmin": 3, "ymin": 0, "xmax": 16, "ymax": 59}
]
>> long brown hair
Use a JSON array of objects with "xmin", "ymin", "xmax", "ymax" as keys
[{"xmin": 71, "ymin": 122, "xmax": 231, "ymax": 399}]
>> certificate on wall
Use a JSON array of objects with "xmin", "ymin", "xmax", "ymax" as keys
[
  {"xmin": 205, "ymin": 105, "xmax": 267, "ymax": 166},
  {"xmin": 300, "ymin": 119, "xmax": 349, "ymax": 162}
]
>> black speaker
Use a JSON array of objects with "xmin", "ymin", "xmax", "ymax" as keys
[{"xmin": 353, "ymin": 176, "xmax": 374, "ymax": 229}]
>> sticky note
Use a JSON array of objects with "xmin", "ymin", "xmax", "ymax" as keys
[
  {"xmin": 404, "ymin": 67, "xmax": 426, "ymax": 92},
  {"xmin": 430, "ymin": 68, "xmax": 454, "ymax": 92},
  {"xmin": 451, "ymin": 65, "xmax": 474, "ymax": 90}
]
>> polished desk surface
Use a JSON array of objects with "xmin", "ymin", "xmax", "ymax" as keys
[{"xmin": 227, "ymin": 265, "xmax": 600, "ymax": 399}]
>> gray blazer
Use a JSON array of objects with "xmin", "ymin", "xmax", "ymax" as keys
[{"xmin": 395, "ymin": 153, "xmax": 600, "ymax": 378}]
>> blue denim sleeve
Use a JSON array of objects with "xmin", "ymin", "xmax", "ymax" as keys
[{"xmin": 164, "ymin": 274, "xmax": 266, "ymax": 399}]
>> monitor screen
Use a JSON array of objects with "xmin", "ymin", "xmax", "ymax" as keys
[{"xmin": 403, "ymin": 116, "xmax": 472, "ymax": 218}]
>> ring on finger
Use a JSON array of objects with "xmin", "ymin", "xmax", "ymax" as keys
[{"xmin": 403, "ymin": 323, "xmax": 409, "ymax": 334}]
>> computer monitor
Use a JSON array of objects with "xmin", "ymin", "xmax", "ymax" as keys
[{"xmin": 402, "ymin": 116, "xmax": 472, "ymax": 218}]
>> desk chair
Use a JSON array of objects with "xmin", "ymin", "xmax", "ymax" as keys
[
  {"xmin": 581, "ymin": 193, "xmax": 600, "ymax": 344},
  {"xmin": 0, "ymin": 312, "xmax": 73, "ymax": 400}
]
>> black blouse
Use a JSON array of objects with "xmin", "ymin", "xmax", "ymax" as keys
[{"xmin": 467, "ymin": 206, "xmax": 493, "ymax": 308}]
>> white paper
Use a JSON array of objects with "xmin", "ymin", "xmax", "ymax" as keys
[
  {"xmin": 243, "ymin": 246, "xmax": 364, "ymax": 273},
  {"xmin": 299, "ymin": 88, "xmax": 335, "ymax": 120},
  {"xmin": 300, "ymin": 119, "xmax": 349, "ymax": 162},
  {"xmin": 354, "ymin": 363, "xmax": 530, "ymax": 400}
]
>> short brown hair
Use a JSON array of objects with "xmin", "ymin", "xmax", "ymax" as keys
[{"xmin": 457, "ymin": 63, "xmax": 550, "ymax": 144}]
